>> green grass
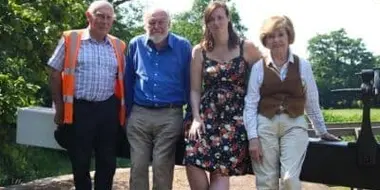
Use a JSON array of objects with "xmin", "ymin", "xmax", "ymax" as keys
[
  {"xmin": 321, "ymin": 108, "xmax": 380, "ymax": 143},
  {"xmin": 0, "ymin": 144, "xmax": 131, "ymax": 186},
  {"xmin": 322, "ymin": 108, "xmax": 380, "ymax": 123}
]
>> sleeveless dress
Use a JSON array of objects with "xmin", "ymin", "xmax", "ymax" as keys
[{"xmin": 183, "ymin": 41, "xmax": 252, "ymax": 176}]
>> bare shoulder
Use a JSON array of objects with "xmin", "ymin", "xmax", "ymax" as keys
[
  {"xmin": 243, "ymin": 40, "xmax": 257, "ymax": 50},
  {"xmin": 192, "ymin": 44, "xmax": 203, "ymax": 63},
  {"xmin": 242, "ymin": 40, "xmax": 262, "ymax": 65},
  {"xmin": 192, "ymin": 44, "xmax": 203, "ymax": 54},
  {"xmin": 192, "ymin": 44, "xmax": 204, "ymax": 63}
]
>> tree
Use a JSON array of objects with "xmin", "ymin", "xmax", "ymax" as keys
[
  {"xmin": 171, "ymin": 0, "xmax": 247, "ymax": 46},
  {"xmin": 113, "ymin": 1, "xmax": 144, "ymax": 43},
  {"xmin": 375, "ymin": 55, "xmax": 380, "ymax": 67},
  {"xmin": 0, "ymin": 0, "xmax": 142, "ymax": 125},
  {"xmin": 307, "ymin": 28, "xmax": 376, "ymax": 108}
]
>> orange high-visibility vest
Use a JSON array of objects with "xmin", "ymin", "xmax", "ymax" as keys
[{"xmin": 61, "ymin": 29, "xmax": 126, "ymax": 126}]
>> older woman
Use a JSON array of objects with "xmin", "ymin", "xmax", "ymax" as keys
[
  {"xmin": 243, "ymin": 15, "xmax": 340, "ymax": 190},
  {"xmin": 184, "ymin": 1, "xmax": 262, "ymax": 190}
]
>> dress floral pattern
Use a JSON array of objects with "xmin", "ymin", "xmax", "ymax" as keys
[{"xmin": 183, "ymin": 47, "xmax": 252, "ymax": 176}]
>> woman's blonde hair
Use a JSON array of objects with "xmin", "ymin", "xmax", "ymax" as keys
[{"xmin": 259, "ymin": 15, "xmax": 295, "ymax": 47}]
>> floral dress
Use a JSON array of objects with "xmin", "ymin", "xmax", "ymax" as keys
[{"xmin": 183, "ymin": 41, "xmax": 252, "ymax": 176}]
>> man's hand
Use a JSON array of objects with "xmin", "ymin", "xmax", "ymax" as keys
[
  {"xmin": 249, "ymin": 137, "xmax": 263, "ymax": 163},
  {"xmin": 54, "ymin": 106, "xmax": 64, "ymax": 125},
  {"xmin": 321, "ymin": 132, "xmax": 341, "ymax": 141},
  {"xmin": 48, "ymin": 67, "xmax": 64, "ymax": 125}
]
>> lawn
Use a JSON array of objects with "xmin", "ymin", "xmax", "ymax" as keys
[{"xmin": 322, "ymin": 108, "xmax": 380, "ymax": 123}]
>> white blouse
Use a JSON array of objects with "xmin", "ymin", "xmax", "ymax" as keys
[{"xmin": 243, "ymin": 51, "xmax": 328, "ymax": 139}]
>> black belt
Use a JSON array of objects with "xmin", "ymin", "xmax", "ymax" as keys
[
  {"xmin": 135, "ymin": 103, "xmax": 182, "ymax": 109},
  {"xmin": 74, "ymin": 95, "xmax": 116, "ymax": 105}
]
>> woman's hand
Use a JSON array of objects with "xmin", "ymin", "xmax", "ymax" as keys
[
  {"xmin": 188, "ymin": 117, "xmax": 206, "ymax": 140},
  {"xmin": 249, "ymin": 137, "xmax": 263, "ymax": 163}
]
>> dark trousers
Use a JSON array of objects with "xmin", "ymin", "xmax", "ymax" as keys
[{"xmin": 67, "ymin": 95, "xmax": 119, "ymax": 190}]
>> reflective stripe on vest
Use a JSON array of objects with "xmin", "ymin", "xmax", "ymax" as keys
[
  {"xmin": 62, "ymin": 29, "xmax": 127, "ymax": 126},
  {"xmin": 62, "ymin": 30, "xmax": 82, "ymax": 124},
  {"xmin": 108, "ymin": 34, "xmax": 127, "ymax": 126}
]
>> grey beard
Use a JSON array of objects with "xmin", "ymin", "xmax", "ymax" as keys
[{"xmin": 148, "ymin": 34, "xmax": 168, "ymax": 44}]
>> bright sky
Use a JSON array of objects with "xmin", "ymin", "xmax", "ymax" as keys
[{"xmin": 137, "ymin": 0, "xmax": 380, "ymax": 58}]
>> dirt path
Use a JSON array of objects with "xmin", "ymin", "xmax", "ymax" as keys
[{"xmin": 2, "ymin": 166, "xmax": 330, "ymax": 190}]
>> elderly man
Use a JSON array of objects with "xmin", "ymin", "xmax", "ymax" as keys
[
  {"xmin": 124, "ymin": 7, "xmax": 192, "ymax": 190},
  {"xmin": 47, "ymin": 1, "xmax": 126, "ymax": 189}
]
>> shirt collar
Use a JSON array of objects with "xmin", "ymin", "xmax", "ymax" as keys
[
  {"xmin": 265, "ymin": 48, "xmax": 294, "ymax": 66},
  {"xmin": 81, "ymin": 28, "xmax": 111, "ymax": 45}
]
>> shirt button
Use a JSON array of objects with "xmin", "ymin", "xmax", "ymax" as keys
[
  {"xmin": 154, "ymin": 73, "xmax": 158, "ymax": 76},
  {"xmin": 155, "ymin": 63, "xmax": 158, "ymax": 66},
  {"xmin": 153, "ymin": 95, "xmax": 156, "ymax": 98},
  {"xmin": 154, "ymin": 83, "xmax": 157, "ymax": 87}
]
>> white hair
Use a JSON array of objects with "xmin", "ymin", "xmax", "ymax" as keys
[
  {"xmin": 143, "ymin": 7, "xmax": 171, "ymax": 23},
  {"xmin": 87, "ymin": 0, "xmax": 115, "ymax": 18}
]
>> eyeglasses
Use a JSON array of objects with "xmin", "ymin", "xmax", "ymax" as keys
[
  {"xmin": 94, "ymin": 12, "xmax": 114, "ymax": 21},
  {"xmin": 147, "ymin": 19, "xmax": 168, "ymax": 27}
]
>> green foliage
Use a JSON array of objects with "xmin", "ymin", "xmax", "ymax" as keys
[
  {"xmin": 1, "ymin": 1, "xmax": 88, "ymax": 184},
  {"xmin": 171, "ymin": 15, "xmax": 203, "ymax": 45},
  {"xmin": 0, "ymin": 0, "xmax": 136, "ymax": 187},
  {"xmin": 0, "ymin": 73, "xmax": 40, "ymax": 126},
  {"xmin": 171, "ymin": 0, "xmax": 247, "ymax": 46},
  {"xmin": 307, "ymin": 29, "xmax": 376, "ymax": 108},
  {"xmin": 111, "ymin": 1, "xmax": 144, "ymax": 42},
  {"xmin": 322, "ymin": 109, "xmax": 380, "ymax": 123},
  {"xmin": 376, "ymin": 56, "xmax": 380, "ymax": 67}
]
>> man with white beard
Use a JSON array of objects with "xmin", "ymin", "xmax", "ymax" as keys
[{"xmin": 124, "ymin": 7, "xmax": 192, "ymax": 190}]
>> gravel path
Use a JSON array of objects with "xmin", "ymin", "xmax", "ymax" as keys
[{"xmin": 2, "ymin": 166, "xmax": 330, "ymax": 190}]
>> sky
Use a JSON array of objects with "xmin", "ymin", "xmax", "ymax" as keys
[{"xmin": 135, "ymin": 0, "xmax": 380, "ymax": 58}]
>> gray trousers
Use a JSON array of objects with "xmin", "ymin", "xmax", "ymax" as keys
[{"xmin": 127, "ymin": 105, "xmax": 183, "ymax": 190}]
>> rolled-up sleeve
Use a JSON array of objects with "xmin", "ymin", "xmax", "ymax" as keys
[
  {"xmin": 47, "ymin": 37, "xmax": 65, "ymax": 71},
  {"xmin": 243, "ymin": 60, "xmax": 263, "ymax": 140}
]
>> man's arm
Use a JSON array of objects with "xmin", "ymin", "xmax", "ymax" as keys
[
  {"xmin": 47, "ymin": 37, "xmax": 65, "ymax": 124},
  {"xmin": 183, "ymin": 40, "xmax": 192, "ymax": 106},
  {"xmin": 49, "ymin": 68, "xmax": 63, "ymax": 108},
  {"xmin": 124, "ymin": 41, "xmax": 136, "ymax": 118}
]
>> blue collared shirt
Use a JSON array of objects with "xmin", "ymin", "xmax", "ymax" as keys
[{"xmin": 124, "ymin": 33, "xmax": 192, "ymax": 114}]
